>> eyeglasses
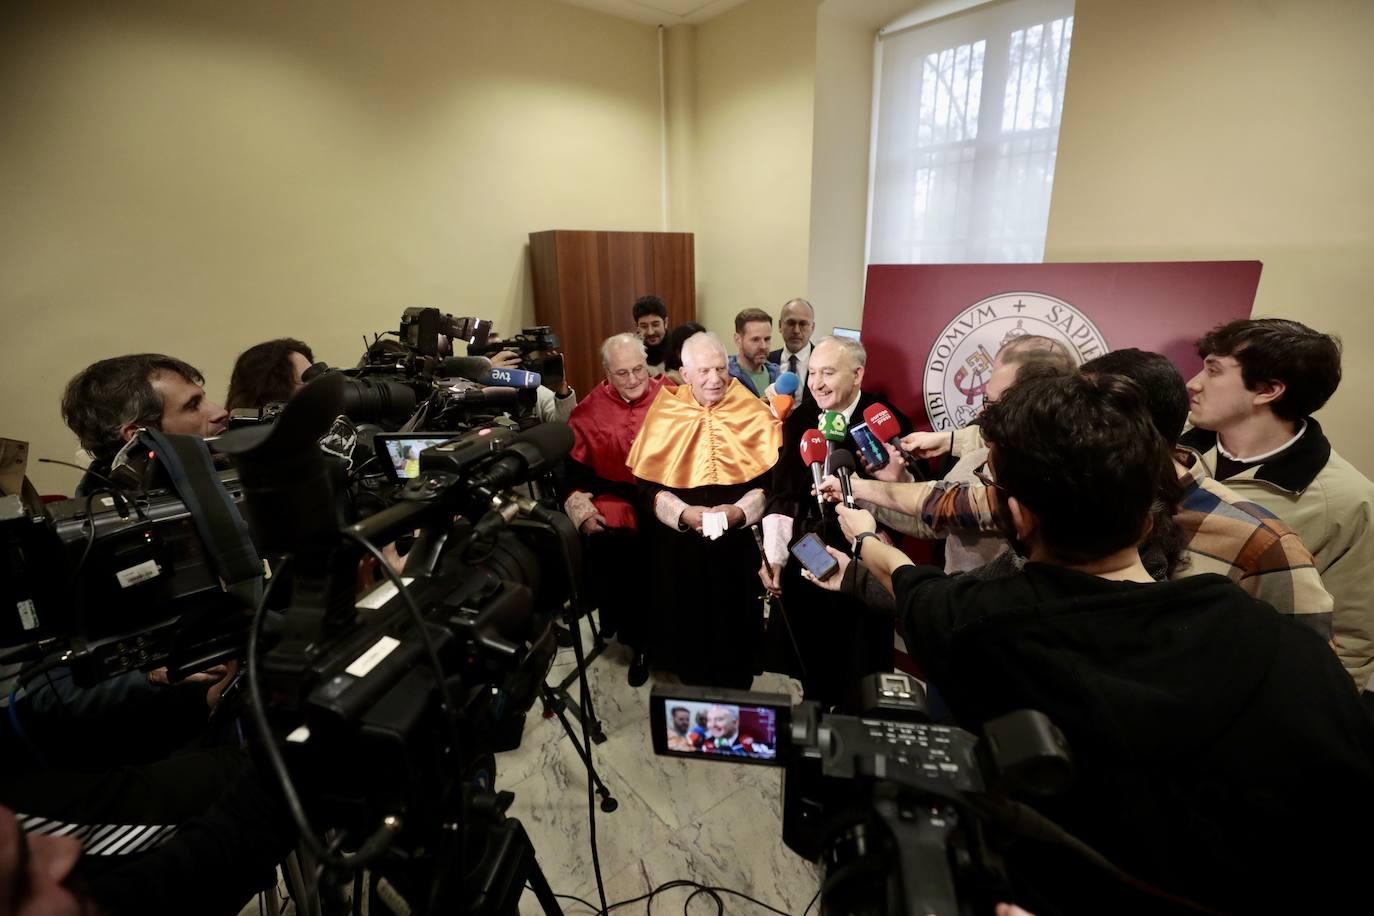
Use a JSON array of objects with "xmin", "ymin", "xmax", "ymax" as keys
[{"xmin": 610, "ymin": 366, "xmax": 648, "ymax": 380}]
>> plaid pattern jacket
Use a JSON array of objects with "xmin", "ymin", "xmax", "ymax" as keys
[{"xmin": 869, "ymin": 449, "xmax": 1334, "ymax": 641}]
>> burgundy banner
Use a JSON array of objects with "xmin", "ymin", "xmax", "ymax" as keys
[{"xmin": 859, "ymin": 261, "xmax": 1263, "ymax": 431}]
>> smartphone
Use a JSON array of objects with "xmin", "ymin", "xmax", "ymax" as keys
[{"xmin": 789, "ymin": 532, "xmax": 839, "ymax": 581}]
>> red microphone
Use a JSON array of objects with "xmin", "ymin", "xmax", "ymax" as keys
[
  {"xmin": 863, "ymin": 403, "xmax": 920, "ymax": 473},
  {"xmin": 800, "ymin": 429, "xmax": 828, "ymax": 510}
]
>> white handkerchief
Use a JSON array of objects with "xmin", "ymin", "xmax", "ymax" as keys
[{"xmin": 702, "ymin": 511, "xmax": 728, "ymax": 540}]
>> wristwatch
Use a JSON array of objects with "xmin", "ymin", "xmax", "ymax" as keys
[{"xmin": 852, "ymin": 530, "xmax": 880, "ymax": 561}]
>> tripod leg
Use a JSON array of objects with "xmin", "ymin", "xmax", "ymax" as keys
[
  {"xmin": 561, "ymin": 602, "xmax": 608, "ymax": 744},
  {"xmin": 542, "ymin": 685, "xmax": 619, "ymax": 813}
]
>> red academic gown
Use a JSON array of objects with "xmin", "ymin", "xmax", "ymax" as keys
[{"xmin": 564, "ymin": 376, "xmax": 667, "ymax": 647}]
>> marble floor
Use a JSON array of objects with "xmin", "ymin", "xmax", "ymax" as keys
[{"xmin": 503, "ymin": 617, "xmax": 823, "ymax": 915}]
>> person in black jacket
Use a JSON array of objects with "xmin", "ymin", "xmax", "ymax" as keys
[
  {"xmin": 759, "ymin": 335, "xmax": 909, "ymax": 709},
  {"xmin": 821, "ymin": 372, "xmax": 1374, "ymax": 914}
]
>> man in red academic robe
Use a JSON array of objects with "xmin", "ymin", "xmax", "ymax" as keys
[{"xmin": 564, "ymin": 332, "xmax": 669, "ymax": 685}]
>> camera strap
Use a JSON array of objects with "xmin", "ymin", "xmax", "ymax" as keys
[{"xmin": 139, "ymin": 429, "xmax": 263, "ymax": 606}]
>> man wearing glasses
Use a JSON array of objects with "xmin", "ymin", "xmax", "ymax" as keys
[{"xmin": 563, "ymin": 333, "xmax": 669, "ymax": 684}]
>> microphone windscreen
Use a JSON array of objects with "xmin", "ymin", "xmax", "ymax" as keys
[
  {"xmin": 769, "ymin": 394, "xmax": 794, "ymax": 421},
  {"xmin": 775, "ymin": 371, "xmax": 800, "ymax": 396},
  {"xmin": 820, "ymin": 410, "xmax": 849, "ymax": 442},
  {"xmin": 437, "ymin": 355, "xmax": 494, "ymax": 381},
  {"xmin": 829, "ymin": 448, "xmax": 857, "ymax": 472},
  {"xmin": 800, "ymin": 429, "xmax": 828, "ymax": 466},
  {"xmin": 863, "ymin": 403, "xmax": 901, "ymax": 443}
]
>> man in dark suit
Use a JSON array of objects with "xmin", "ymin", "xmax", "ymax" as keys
[
  {"xmin": 759, "ymin": 335, "xmax": 908, "ymax": 709},
  {"xmin": 768, "ymin": 298, "xmax": 816, "ymax": 403}
]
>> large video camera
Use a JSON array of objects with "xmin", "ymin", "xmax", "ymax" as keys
[
  {"xmin": 469, "ymin": 326, "xmax": 565, "ymax": 392},
  {"xmin": 651, "ymin": 675, "xmax": 1074, "ymax": 915},
  {"xmin": 218, "ymin": 370, "xmax": 578, "ymax": 911}
]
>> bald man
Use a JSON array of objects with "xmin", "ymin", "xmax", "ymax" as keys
[
  {"xmin": 627, "ymin": 333, "xmax": 782, "ymax": 688},
  {"xmin": 769, "ymin": 298, "xmax": 817, "ymax": 397}
]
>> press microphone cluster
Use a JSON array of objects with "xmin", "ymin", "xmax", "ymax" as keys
[
  {"xmin": 770, "ymin": 371, "xmax": 800, "ymax": 421},
  {"xmin": 438, "ymin": 356, "xmax": 543, "ymax": 390}
]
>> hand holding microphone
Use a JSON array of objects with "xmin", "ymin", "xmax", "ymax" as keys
[
  {"xmin": 828, "ymin": 448, "xmax": 859, "ymax": 509},
  {"xmin": 862, "ymin": 403, "xmax": 923, "ymax": 477}
]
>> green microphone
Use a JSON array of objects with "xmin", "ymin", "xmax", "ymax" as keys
[{"xmin": 819, "ymin": 410, "xmax": 848, "ymax": 472}]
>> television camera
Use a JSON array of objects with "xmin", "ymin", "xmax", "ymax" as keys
[{"xmin": 651, "ymin": 674, "xmax": 1076, "ymax": 916}]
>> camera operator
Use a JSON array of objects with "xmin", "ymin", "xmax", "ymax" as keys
[
  {"xmin": 0, "ymin": 355, "xmax": 252, "ymax": 888},
  {"xmin": 815, "ymin": 372, "xmax": 1374, "ymax": 912},
  {"xmin": 486, "ymin": 331, "xmax": 576, "ymax": 424},
  {"xmin": 225, "ymin": 337, "xmax": 314, "ymax": 411}
]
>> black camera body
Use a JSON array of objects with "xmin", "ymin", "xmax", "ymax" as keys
[
  {"xmin": 650, "ymin": 675, "xmax": 1073, "ymax": 916},
  {"xmin": 469, "ymin": 326, "xmax": 566, "ymax": 391}
]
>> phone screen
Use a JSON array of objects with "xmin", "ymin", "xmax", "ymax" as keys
[{"xmin": 790, "ymin": 532, "xmax": 838, "ymax": 580}]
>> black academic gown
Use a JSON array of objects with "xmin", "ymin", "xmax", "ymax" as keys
[
  {"xmin": 763, "ymin": 392, "xmax": 910, "ymax": 710},
  {"xmin": 639, "ymin": 474, "xmax": 770, "ymax": 689}
]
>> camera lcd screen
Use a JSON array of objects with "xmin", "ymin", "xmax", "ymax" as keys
[
  {"xmin": 376, "ymin": 435, "xmax": 451, "ymax": 482},
  {"xmin": 658, "ymin": 698, "xmax": 780, "ymax": 762}
]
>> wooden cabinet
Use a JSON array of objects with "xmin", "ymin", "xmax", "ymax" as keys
[{"xmin": 528, "ymin": 230, "xmax": 695, "ymax": 399}]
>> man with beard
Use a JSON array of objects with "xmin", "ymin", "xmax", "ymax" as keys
[
  {"xmin": 633, "ymin": 295, "xmax": 670, "ymax": 376},
  {"xmin": 759, "ymin": 335, "xmax": 909, "ymax": 709},
  {"xmin": 727, "ymin": 308, "xmax": 780, "ymax": 398},
  {"xmin": 564, "ymin": 333, "xmax": 669, "ymax": 685},
  {"xmin": 628, "ymin": 332, "xmax": 781, "ymax": 688}
]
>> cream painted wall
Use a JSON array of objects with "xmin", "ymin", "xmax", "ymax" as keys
[
  {"xmin": 684, "ymin": 0, "xmax": 819, "ymax": 338},
  {"xmin": 807, "ymin": 6, "xmax": 877, "ymax": 334},
  {"xmin": 1045, "ymin": 0, "xmax": 1374, "ymax": 471},
  {"xmin": 1, "ymin": 0, "xmax": 664, "ymax": 494}
]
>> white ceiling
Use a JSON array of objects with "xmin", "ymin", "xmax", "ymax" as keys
[
  {"xmin": 558, "ymin": 0, "xmax": 751, "ymax": 27},
  {"xmin": 559, "ymin": 1, "xmax": 969, "ymax": 32}
]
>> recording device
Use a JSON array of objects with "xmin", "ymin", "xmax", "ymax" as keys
[
  {"xmin": 469, "ymin": 327, "xmax": 565, "ymax": 392},
  {"xmin": 849, "ymin": 422, "xmax": 887, "ymax": 471},
  {"xmin": 863, "ymin": 403, "xmax": 921, "ymax": 476},
  {"xmin": 399, "ymin": 306, "xmax": 493, "ymax": 357},
  {"xmin": 800, "ymin": 430, "xmax": 828, "ymax": 511},
  {"xmin": 789, "ymin": 531, "xmax": 838, "ymax": 581},
  {"xmin": 373, "ymin": 433, "xmax": 455, "ymax": 482},
  {"xmin": 218, "ymin": 370, "xmax": 575, "ymax": 912},
  {"xmin": 1, "ymin": 433, "xmax": 259, "ymax": 686},
  {"xmin": 828, "ymin": 448, "xmax": 858, "ymax": 509},
  {"xmin": 770, "ymin": 371, "xmax": 800, "ymax": 421},
  {"xmin": 651, "ymin": 676, "xmax": 1075, "ymax": 915}
]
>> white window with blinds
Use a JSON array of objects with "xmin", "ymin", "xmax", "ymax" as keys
[{"xmin": 867, "ymin": 0, "xmax": 1075, "ymax": 265}]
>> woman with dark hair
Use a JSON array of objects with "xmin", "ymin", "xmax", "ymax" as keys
[
  {"xmin": 661, "ymin": 321, "xmax": 706, "ymax": 386},
  {"xmin": 225, "ymin": 338, "xmax": 315, "ymax": 411}
]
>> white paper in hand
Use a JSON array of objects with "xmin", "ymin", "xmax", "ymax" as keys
[{"xmin": 702, "ymin": 511, "xmax": 728, "ymax": 540}]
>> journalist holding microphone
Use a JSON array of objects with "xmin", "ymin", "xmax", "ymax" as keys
[{"xmin": 805, "ymin": 370, "xmax": 1374, "ymax": 914}]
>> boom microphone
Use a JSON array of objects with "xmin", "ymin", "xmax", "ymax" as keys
[
  {"xmin": 800, "ymin": 429, "xmax": 828, "ymax": 511},
  {"xmin": 829, "ymin": 449, "xmax": 858, "ymax": 510},
  {"xmin": 467, "ymin": 422, "xmax": 574, "ymax": 493},
  {"xmin": 436, "ymin": 355, "xmax": 494, "ymax": 380}
]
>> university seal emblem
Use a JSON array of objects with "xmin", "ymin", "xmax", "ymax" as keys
[{"xmin": 923, "ymin": 292, "xmax": 1108, "ymax": 430}]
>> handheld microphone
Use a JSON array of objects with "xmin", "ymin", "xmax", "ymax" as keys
[
  {"xmin": 829, "ymin": 448, "xmax": 858, "ymax": 509},
  {"xmin": 800, "ymin": 429, "xmax": 828, "ymax": 510},
  {"xmin": 478, "ymin": 366, "xmax": 542, "ymax": 389},
  {"xmin": 863, "ymin": 403, "xmax": 920, "ymax": 473},
  {"xmin": 819, "ymin": 410, "xmax": 848, "ymax": 472},
  {"xmin": 436, "ymin": 355, "xmax": 494, "ymax": 381},
  {"xmin": 770, "ymin": 371, "xmax": 800, "ymax": 421}
]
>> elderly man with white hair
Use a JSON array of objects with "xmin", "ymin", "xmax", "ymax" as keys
[
  {"xmin": 564, "ymin": 332, "xmax": 670, "ymax": 685},
  {"xmin": 627, "ymin": 332, "xmax": 782, "ymax": 688}
]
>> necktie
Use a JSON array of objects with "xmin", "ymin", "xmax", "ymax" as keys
[{"xmin": 788, "ymin": 353, "xmax": 798, "ymax": 374}]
